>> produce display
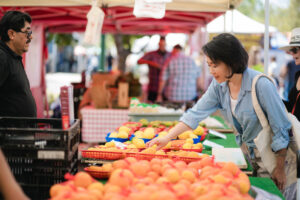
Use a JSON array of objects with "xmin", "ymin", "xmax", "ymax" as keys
[
  {"xmin": 50, "ymin": 157, "xmax": 253, "ymax": 200},
  {"xmin": 83, "ymin": 144, "xmax": 205, "ymax": 162},
  {"xmin": 129, "ymin": 98, "xmax": 184, "ymax": 114},
  {"xmin": 105, "ymin": 120, "xmax": 206, "ymax": 149},
  {"xmin": 83, "ymin": 121, "xmax": 208, "ymax": 162}
]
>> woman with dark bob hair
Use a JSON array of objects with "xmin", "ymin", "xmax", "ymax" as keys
[{"xmin": 148, "ymin": 33, "xmax": 294, "ymax": 198}]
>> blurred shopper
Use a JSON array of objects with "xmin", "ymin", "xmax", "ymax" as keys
[
  {"xmin": 280, "ymin": 60, "xmax": 300, "ymax": 100},
  {"xmin": 0, "ymin": 11, "xmax": 36, "ymax": 117},
  {"xmin": 280, "ymin": 28, "xmax": 300, "ymax": 122},
  {"xmin": 268, "ymin": 56, "xmax": 279, "ymax": 87},
  {"xmin": 283, "ymin": 71, "xmax": 300, "ymax": 121},
  {"xmin": 148, "ymin": 33, "xmax": 294, "ymax": 199},
  {"xmin": 138, "ymin": 36, "xmax": 171, "ymax": 102},
  {"xmin": 157, "ymin": 44, "xmax": 201, "ymax": 103}
]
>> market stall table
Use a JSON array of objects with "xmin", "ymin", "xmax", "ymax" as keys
[{"xmin": 81, "ymin": 106, "xmax": 129, "ymax": 143}]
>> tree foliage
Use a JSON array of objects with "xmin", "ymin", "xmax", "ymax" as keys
[
  {"xmin": 111, "ymin": 34, "xmax": 144, "ymax": 72},
  {"xmin": 46, "ymin": 33, "xmax": 77, "ymax": 47},
  {"xmin": 237, "ymin": 0, "xmax": 300, "ymax": 32}
]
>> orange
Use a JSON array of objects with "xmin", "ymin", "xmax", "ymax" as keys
[
  {"xmin": 74, "ymin": 172, "xmax": 93, "ymax": 188},
  {"xmin": 87, "ymin": 182, "xmax": 104, "ymax": 193}
]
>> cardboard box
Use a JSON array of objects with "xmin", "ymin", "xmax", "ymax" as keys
[
  {"xmin": 118, "ymin": 82, "xmax": 129, "ymax": 108},
  {"xmin": 92, "ymin": 72, "xmax": 118, "ymax": 86}
]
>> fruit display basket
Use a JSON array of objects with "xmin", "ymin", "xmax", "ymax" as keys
[
  {"xmin": 82, "ymin": 150, "xmax": 125, "ymax": 160},
  {"xmin": 121, "ymin": 122, "xmax": 142, "ymax": 132},
  {"xmin": 166, "ymin": 148, "xmax": 203, "ymax": 153},
  {"xmin": 84, "ymin": 167, "xmax": 111, "ymax": 179},
  {"xmin": 105, "ymin": 132, "xmax": 129, "ymax": 142},
  {"xmin": 129, "ymin": 134, "xmax": 155, "ymax": 143},
  {"xmin": 126, "ymin": 152, "xmax": 169, "ymax": 160},
  {"xmin": 200, "ymin": 130, "xmax": 208, "ymax": 141}
]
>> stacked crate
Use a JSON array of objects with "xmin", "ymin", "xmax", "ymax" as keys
[{"xmin": 0, "ymin": 117, "xmax": 80, "ymax": 200}]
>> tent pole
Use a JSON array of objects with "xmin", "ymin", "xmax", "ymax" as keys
[
  {"xmin": 264, "ymin": 0, "xmax": 270, "ymax": 74},
  {"xmin": 231, "ymin": 9, "xmax": 233, "ymax": 34},
  {"xmin": 224, "ymin": 12, "xmax": 226, "ymax": 32},
  {"xmin": 99, "ymin": 34, "xmax": 106, "ymax": 71}
]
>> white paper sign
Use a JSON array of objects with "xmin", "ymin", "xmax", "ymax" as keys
[
  {"xmin": 133, "ymin": 0, "xmax": 166, "ymax": 19},
  {"xmin": 212, "ymin": 148, "xmax": 247, "ymax": 169},
  {"xmin": 209, "ymin": 129, "xmax": 227, "ymax": 139},
  {"xmin": 203, "ymin": 140, "xmax": 224, "ymax": 148}
]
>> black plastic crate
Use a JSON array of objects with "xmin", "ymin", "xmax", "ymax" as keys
[
  {"xmin": 20, "ymin": 164, "xmax": 78, "ymax": 200},
  {"xmin": 21, "ymin": 184, "xmax": 50, "ymax": 200},
  {"xmin": 7, "ymin": 150, "xmax": 78, "ymax": 184},
  {"xmin": 0, "ymin": 117, "xmax": 80, "ymax": 160}
]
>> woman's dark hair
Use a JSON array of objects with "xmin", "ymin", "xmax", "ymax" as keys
[
  {"xmin": 202, "ymin": 33, "xmax": 248, "ymax": 78},
  {"xmin": 0, "ymin": 11, "xmax": 32, "ymax": 42}
]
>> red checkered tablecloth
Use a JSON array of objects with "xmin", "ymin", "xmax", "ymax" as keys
[{"xmin": 81, "ymin": 106, "xmax": 129, "ymax": 143}]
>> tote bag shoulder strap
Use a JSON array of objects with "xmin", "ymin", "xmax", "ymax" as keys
[{"xmin": 251, "ymin": 74, "xmax": 275, "ymax": 129}]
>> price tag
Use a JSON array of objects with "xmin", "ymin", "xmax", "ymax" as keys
[{"xmin": 209, "ymin": 129, "xmax": 227, "ymax": 139}]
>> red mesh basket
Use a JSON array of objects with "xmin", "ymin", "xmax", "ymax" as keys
[
  {"xmin": 171, "ymin": 155, "xmax": 202, "ymax": 163},
  {"xmin": 84, "ymin": 167, "xmax": 111, "ymax": 179},
  {"xmin": 125, "ymin": 152, "xmax": 169, "ymax": 160},
  {"xmin": 82, "ymin": 150, "xmax": 125, "ymax": 160},
  {"xmin": 180, "ymin": 148, "xmax": 203, "ymax": 153},
  {"xmin": 138, "ymin": 153, "xmax": 169, "ymax": 160},
  {"xmin": 164, "ymin": 147, "xmax": 203, "ymax": 152}
]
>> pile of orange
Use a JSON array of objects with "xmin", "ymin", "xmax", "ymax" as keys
[
  {"xmin": 103, "ymin": 157, "xmax": 253, "ymax": 200},
  {"xmin": 50, "ymin": 157, "xmax": 253, "ymax": 200}
]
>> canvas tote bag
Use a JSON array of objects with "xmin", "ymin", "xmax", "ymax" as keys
[{"xmin": 251, "ymin": 74, "xmax": 297, "ymax": 188}]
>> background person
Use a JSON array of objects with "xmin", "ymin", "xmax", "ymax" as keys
[
  {"xmin": 280, "ymin": 27, "xmax": 300, "ymax": 121},
  {"xmin": 157, "ymin": 44, "xmax": 201, "ymax": 103},
  {"xmin": 280, "ymin": 60, "xmax": 300, "ymax": 100},
  {"xmin": 137, "ymin": 36, "xmax": 171, "ymax": 102}
]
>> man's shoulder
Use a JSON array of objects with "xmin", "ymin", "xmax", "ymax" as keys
[{"xmin": 0, "ymin": 47, "xmax": 8, "ymax": 62}]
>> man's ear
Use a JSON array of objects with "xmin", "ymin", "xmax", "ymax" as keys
[{"xmin": 7, "ymin": 29, "xmax": 15, "ymax": 40}]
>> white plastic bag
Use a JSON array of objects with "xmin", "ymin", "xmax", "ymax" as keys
[
  {"xmin": 84, "ymin": 0, "xmax": 105, "ymax": 45},
  {"xmin": 133, "ymin": 0, "xmax": 166, "ymax": 19}
]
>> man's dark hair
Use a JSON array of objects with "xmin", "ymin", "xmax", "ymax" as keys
[
  {"xmin": 160, "ymin": 36, "xmax": 166, "ymax": 41},
  {"xmin": 202, "ymin": 33, "xmax": 248, "ymax": 78},
  {"xmin": 0, "ymin": 11, "xmax": 32, "ymax": 42},
  {"xmin": 173, "ymin": 44, "xmax": 183, "ymax": 50}
]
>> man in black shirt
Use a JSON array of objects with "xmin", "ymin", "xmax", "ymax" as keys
[
  {"xmin": 0, "ymin": 11, "xmax": 35, "ymax": 200},
  {"xmin": 0, "ymin": 11, "xmax": 36, "ymax": 117}
]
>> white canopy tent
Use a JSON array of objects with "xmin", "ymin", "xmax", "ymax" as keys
[
  {"xmin": 207, "ymin": 9, "xmax": 277, "ymax": 34},
  {"xmin": 0, "ymin": 0, "xmax": 242, "ymax": 12}
]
